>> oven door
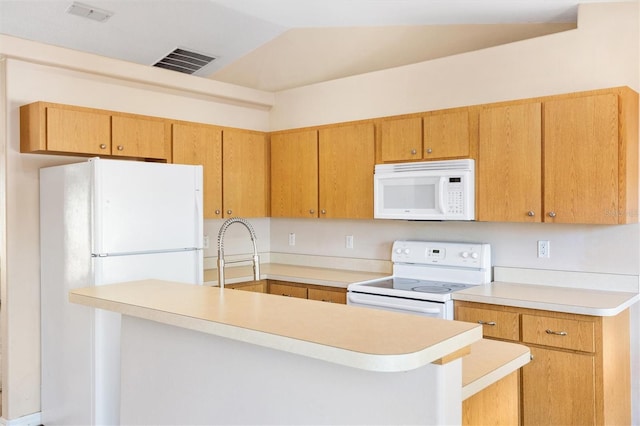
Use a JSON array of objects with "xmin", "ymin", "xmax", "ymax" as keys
[{"xmin": 347, "ymin": 292, "xmax": 451, "ymax": 319}]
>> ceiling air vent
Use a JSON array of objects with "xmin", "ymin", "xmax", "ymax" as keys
[{"xmin": 153, "ymin": 48, "xmax": 217, "ymax": 75}]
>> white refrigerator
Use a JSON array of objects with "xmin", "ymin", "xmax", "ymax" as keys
[{"xmin": 40, "ymin": 158, "xmax": 204, "ymax": 425}]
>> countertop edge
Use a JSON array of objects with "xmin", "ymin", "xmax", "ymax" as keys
[{"xmin": 69, "ymin": 287, "xmax": 481, "ymax": 372}]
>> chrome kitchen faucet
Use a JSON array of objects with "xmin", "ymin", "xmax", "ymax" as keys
[{"xmin": 216, "ymin": 217, "xmax": 260, "ymax": 288}]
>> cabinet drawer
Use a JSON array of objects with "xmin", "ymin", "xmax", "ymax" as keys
[
  {"xmin": 308, "ymin": 288, "xmax": 346, "ymax": 304},
  {"xmin": 269, "ymin": 283, "xmax": 308, "ymax": 299},
  {"xmin": 455, "ymin": 306, "xmax": 519, "ymax": 341},
  {"xmin": 522, "ymin": 314, "xmax": 595, "ymax": 353}
]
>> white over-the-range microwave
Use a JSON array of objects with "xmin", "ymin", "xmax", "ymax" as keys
[{"xmin": 374, "ymin": 159, "xmax": 475, "ymax": 221}]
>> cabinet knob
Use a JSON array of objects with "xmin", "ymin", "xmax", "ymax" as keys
[
  {"xmin": 227, "ymin": 209, "xmax": 233, "ymax": 215},
  {"xmin": 426, "ymin": 148, "xmax": 433, "ymax": 154},
  {"xmin": 548, "ymin": 211, "xmax": 557, "ymax": 218},
  {"xmin": 99, "ymin": 144, "xmax": 107, "ymax": 150},
  {"xmin": 116, "ymin": 145, "xmax": 124, "ymax": 151},
  {"xmin": 411, "ymin": 149, "xmax": 417, "ymax": 155},
  {"xmin": 527, "ymin": 211, "xmax": 535, "ymax": 217},
  {"xmin": 321, "ymin": 209, "xmax": 326, "ymax": 215},
  {"xmin": 215, "ymin": 209, "xmax": 221, "ymax": 215},
  {"xmin": 309, "ymin": 209, "xmax": 315, "ymax": 214}
]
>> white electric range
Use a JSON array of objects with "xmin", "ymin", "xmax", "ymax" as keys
[{"xmin": 347, "ymin": 240, "xmax": 492, "ymax": 319}]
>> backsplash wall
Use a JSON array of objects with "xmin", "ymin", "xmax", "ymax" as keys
[{"xmin": 270, "ymin": 218, "xmax": 640, "ymax": 277}]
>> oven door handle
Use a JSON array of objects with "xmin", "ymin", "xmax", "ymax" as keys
[{"xmin": 347, "ymin": 294, "xmax": 442, "ymax": 314}]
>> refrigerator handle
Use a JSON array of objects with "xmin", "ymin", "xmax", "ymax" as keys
[{"xmin": 194, "ymin": 168, "xmax": 204, "ymax": 249}]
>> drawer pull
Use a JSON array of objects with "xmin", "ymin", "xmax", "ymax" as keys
[
  {"xmin": 477, "ymin": 320, "xmax": 496, "ymax": 326},
  {"xmin": 545, "ymin": 329, "xmax": 568, "ymax": 336}
]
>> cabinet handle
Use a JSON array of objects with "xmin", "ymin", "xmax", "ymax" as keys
[
  {"xmin": 426, "ymin": 148, "xmax": 433, "ymax": 154},
  {"xmin": 548, "ymin": 211, "xmax": 557, "ymax": 218},
  {"xmin": 477, "ymin": 320, "xmax": 496, "ymax": 326},
  {"xmin": 215, "ymin": 209, "xmax": 221, "ymax": 215},
  {"xmin": 117, "ymin": 145, "xmax": 124, "ymax": 151},
  {"xmin": 309, "ymin": 209, "xmax": 315, "ymax": 214},
  {"xmin": 411, "ymin": 149, "xmax": 417, "ymax": 155},
  {"xmin": 545, "ymin": 329, "xmax": 567, "ymax": 336},
  {"xmin": 227, "ymin": 210, "xmax": 233, "ymax": 215},
  {"xmin": 99, "ymin": 144, "xmax": 107, "ymax": 150},
  {"xmin": 281, "ymin": 293, "xmax": 292, "ymax": 297},
  {"xmin": 527, "ymin": 211, "xmax": 535, "ymax": 217},
  {"xmin": 321, "ymin": 299, "xmax": 333, "ymax": 303},
  {"xmin": 321, "ymin": 209, "xmax": 326, "ymax": 214}
]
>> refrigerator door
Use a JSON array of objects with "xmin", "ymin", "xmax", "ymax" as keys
[
  {"xmin": 92, "ymin": 159, "xmax": 203, "ymax": 255},
  {"xmin": 91, "ymin": 251, "xmax": 203, "ymax": 424}
]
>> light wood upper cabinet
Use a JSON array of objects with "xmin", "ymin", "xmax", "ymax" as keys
[
  {"xmin": 379, "ymin": 110, "xmax": 470, "ymax": 163},
  {"xmin": 380, "ymin": 117, "xmax": 422, "ymax": 162},
  {"xmin": 112, "ymin": 115, "xmax": 168, "ymax": 159},
  {"xmin": 543, "ymin": 93, "xmax": 620, "ymax": 224},
  {"xmin": 477, "ymin": 87, "xmax": 638, "ymax": 224},
  {"xmin": 423, "ymin": 110, "xmax": 470, "ymax": 159},
  {"xmin": 172, "ymin": 123, "xmax": 223, "ymax": 219},
  {"xmin": 319, "ymin": 123, "xmax": 375, "ymax": 219},
  {"xmin": 270, "ymin": 130, "xmax": 319, "ymax": 218},
  {"xmin": 477, "ymin": 102, "xmax": 542, "ymax": 222},
  {"xmin": 20, "ymin": 101, "xmax": 170, "ymax": 160},
  {"xmin": 222, "ymin": 129, "xmax": 270, "ymax": 218},
  {"xmin": 45, "ymin": 106, "xmax": 111, "ymax": 155}
]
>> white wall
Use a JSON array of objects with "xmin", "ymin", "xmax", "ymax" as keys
[
  {"xmin": 267, "ymin": 2, "xmax": 640, "ymax": 422},
  {"xmin": 1, "ymin": 52, "xmax": 271, "ymax": 420}
]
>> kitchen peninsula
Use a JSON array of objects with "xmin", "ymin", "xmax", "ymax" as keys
[{"xmin": 69, "ymin": 279, "xmax": 529, "ymax": 425}]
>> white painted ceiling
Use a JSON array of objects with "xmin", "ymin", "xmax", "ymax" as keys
[{"xmin": 0, "ymin": 1, "xmax": 625, "ymax": 92}]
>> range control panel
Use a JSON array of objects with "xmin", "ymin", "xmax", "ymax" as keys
[{"xmin": 391, "ymin": 240, "xmax": 491, "ymax": 269}]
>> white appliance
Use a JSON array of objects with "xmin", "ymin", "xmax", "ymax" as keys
[
  {"xmin": 347, "ymin": 241, "xmax": 491, "ymax": 319},
  {"xmin": 40, "ymin": 158, "xmax": 204, "ymax": 425},
  {"xmin": 374, "ymin": 159, "xmax": 475, "ymax": 221}
]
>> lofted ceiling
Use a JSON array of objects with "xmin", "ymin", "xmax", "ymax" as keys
[{"xmin": 0, "ymin": 1, "xmax": 626, "ymax": 92}]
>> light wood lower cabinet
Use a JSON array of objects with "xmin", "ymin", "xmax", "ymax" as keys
[
  {"xmin": 267, "ymin": 280, "xmax": 347, "ymax": 304},
  {"xmin": 454, "ymin": 301, "xmax": 631, "ymax": 426},
  {"xmin": 225, "ymin": 280, "xmax": 268, "ymax": 293}
]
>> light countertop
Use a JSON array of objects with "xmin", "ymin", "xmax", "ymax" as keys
[
  {"xmin": 204, "ymin": 263, "xmax": 389, "ymax": 288},
  {"xmin": 453, "ymin": 281, "xmax": 640, "ymax": 316},
  {"xmin": 69, "ymin": 279, "xmax": 482, "ymax": 372}
]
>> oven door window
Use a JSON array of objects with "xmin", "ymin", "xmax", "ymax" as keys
[{"xmin": 347, "ymin": 292, "xmax": 448, "ymax": 319}]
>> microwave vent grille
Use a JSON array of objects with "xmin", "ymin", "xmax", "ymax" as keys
[{"xmin": 375, "ymin": 159, "xmax": 474, "ymax": 173}]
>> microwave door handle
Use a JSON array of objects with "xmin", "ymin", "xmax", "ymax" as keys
[{"xmin": 439, "ymin": 177, "xmax": 447, "ymax": 214}]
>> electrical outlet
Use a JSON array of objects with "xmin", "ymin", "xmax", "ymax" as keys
[
  {"xmin": 203, "ymin": 235, "xmax": 209, "ymax": 249},
  {"xmin": 345, "ymin": 235, "xmax": 354, "ymax": 249},
  {"xmin": 537, "ymin": 240, "xmax": 550, "ymax": 258},
  {"xmin": 288, "ymin": 233, "xmax": 296, "ymax": 246}
]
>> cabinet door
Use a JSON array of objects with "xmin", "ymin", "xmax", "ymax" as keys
[
  {"xmin": 318, "ymin": 123, "xmax": 375, "ymax": 219},
  {"xmin": 380, "ymin": 117, "xmax": 422, "ymax": 162},
  {"xmin": 271, "ymin": 130, "xmax": 318, "ymax": 218},
  {"xmin": 222, "ymin": 129, "xmax": 269, "ymax": 218},
  {"xmin": 112, "ymin": 115, "xmax": 167, "ymax": 159},
  {"xmin": 522, "ymin": 346, "xmax": 596, "ymax": 425},
  {"xmin": 172, "ymin": 123, "xmax": 223, "ymax": 219},
  {"xmin": 268, "ymin": 283, "xmax": 308, "ymax": 299},
  {"xmin": 423, "ymin": 110, "xmax": 470, "ymax": 159},
  {"xmin": 478, "ymin": 103, "xmax": 542, "ymax": 222},
  {"xmin": 308, "ymin": 288, "xmax": 347, "ymax": 304},
  {"xmin": 47, "ymin": 106, "xmax": 111, "ymax": 155},
  {"xmin": 544, "ymin": 94, "xmax": 619, "ymax": 224}
]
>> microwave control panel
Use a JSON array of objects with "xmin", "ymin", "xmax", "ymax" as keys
[{"xmin": 445, "ymin": 177, "xmax": 465, "ymax": 215}]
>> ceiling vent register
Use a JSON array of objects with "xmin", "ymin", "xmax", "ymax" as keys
[{"xmin": 153, "ymin": 48, "xmax": 217, "ymax": 75}]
